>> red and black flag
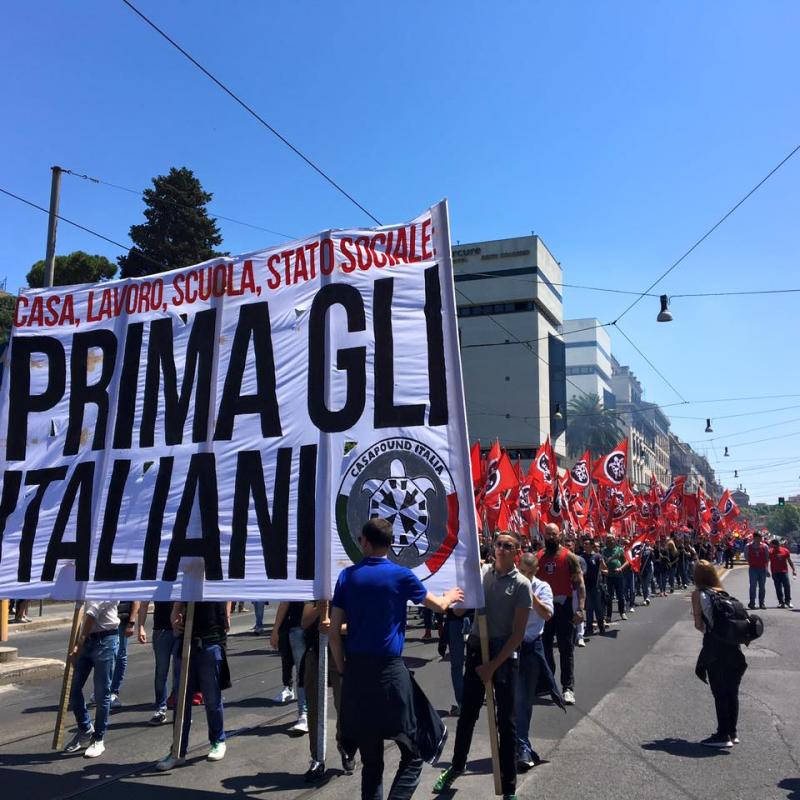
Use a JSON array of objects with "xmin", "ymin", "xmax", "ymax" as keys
[{"xmin": 592, "ymin": 439, "xmax": 628, "ymax": 487}]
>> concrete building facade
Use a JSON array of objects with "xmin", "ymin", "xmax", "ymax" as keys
[
  {"xmin": 452, "ymin": 235, "xmax": 566, "ymax": 458},
  {"xmin": 563, "ymin": 318, "xmax": 615, "ymax": 409}
]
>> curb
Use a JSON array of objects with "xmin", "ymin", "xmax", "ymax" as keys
[
  {"xmin": 7, "ymin": 616, "xmax": 73, "ymax": 634},
  {"xmin": 0, "ymin": 656, "xmax": 64, "ymax": 685}
]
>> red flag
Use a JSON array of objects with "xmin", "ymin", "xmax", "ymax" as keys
[
  {"xmin": 568, "ymin": 451, "xmax": 592, "ymax": 495},
  {"xmin": 592, "ymin": 439, "xmax": 629, "ymax": 486},
  {"xmin": 470, "ymin": 441, "xmax": 484, "ymax": 490},
  {"xmin": 483, "ymin": 441, "xmax": 517, "ymax": 504},
  {"xmin": 718, "ymin": 490, "xmax": 740, "ymax": 521},
  {"xmin": 661, "ymin": 475, "xmax": 686, "ymax": 506},
  {"xmin": 496, "ymin": 495, "xmax": 512, "ymax": 532},
  {"xmin": 529, "ymin": 438, "xmax": 556, "ymax": 495},
  {"xmin": 625, "ymin": 532, "xmax": 650, "ymax": 573}
]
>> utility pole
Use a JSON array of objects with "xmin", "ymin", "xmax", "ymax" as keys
[{"xmin": 44, "ymin": 165, "xmax": 63, "ymax": 288}]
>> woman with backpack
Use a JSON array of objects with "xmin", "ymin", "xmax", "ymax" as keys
[{"xmin": 691, "ymin": 560, "xmax": 749, "ymax": 749}]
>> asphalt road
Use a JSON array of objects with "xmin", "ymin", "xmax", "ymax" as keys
[{"xmin": 0, "ymin": 567, "xmax": 797, "ymax": 800}]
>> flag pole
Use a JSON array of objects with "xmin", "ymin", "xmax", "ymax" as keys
[
  {"xmin": 316, "ymin": 600, "xmax": 330, "ymax": 765},
  {"xmin": 434, "ymin": 200, "xmax": 501, "ymax": 795},
  {"xmin": 52, "ymin": 602, "xmax": 84, "ymax": 750},
  {"xmin": 171, "ymin": 602, "xmax": 195, "ymax": 761},
  {"xmin": 477, "ymin": 612, "xmax": 503, "ymax": 795}
]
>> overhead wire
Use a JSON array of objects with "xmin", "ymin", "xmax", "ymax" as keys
[
  {"xmin": 61, "ymin": 168, "xmax": 296, "ymax": 240},
  {"xmin": 612, "ymin": 141, "xmax": 800, "ymax": 323},
  {"xmin": 120, "ymin": 0, "xmax": 382, "ymax": 226},
  {"xmin": 0, "ymin": 186, "xmax": 168, "ymax": 273}
]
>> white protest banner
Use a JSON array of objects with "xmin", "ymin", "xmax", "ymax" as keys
[{"xmin": 0, "ymin": 201, "xmax": 483, "ymax": 605}]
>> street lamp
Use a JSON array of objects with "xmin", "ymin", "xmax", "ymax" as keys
[
  {"xmin": 657, "ymin": 295, "xmax": 673, "ymax": 322},
  {"xmin": 705, "ymin": 418, "xmax": 713, "ymax": 433}
]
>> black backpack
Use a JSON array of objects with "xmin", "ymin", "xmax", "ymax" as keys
[{"xmin": 705, "ymin": 590, "xmax": 764, "ymax": 646}]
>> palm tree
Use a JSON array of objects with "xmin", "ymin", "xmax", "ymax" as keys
[{"xmin": 566, "ymin": 393, "xmax": 625, "ymax": 459}]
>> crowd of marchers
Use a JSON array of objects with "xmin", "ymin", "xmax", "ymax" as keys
[{"xmin": 55, "ymin": 522, "xmax": 794, "ymax": 800}]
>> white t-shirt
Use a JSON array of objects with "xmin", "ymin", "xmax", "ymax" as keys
[
  {"xmin": 524, "ymin": 577, "xmax": 554, "ymax": 642},
  {"xmin": 84, "ymin": 601, "xmax": 120, "ymax": 632}
]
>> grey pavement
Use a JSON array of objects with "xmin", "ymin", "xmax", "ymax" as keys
[{"xmin": 0, "ymin": 570, "xmax": 797, "ymax": 799}]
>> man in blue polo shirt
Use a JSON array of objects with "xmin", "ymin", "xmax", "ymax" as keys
[{"xmin": 329, "ymin": 518, "xmax": 464, "ymax": 800}]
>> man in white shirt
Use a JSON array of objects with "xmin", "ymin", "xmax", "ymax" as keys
[
  {"xmin": 515, "ymin": 552, "xmax": 558, "ymax": 770},
  {"xmin": 64, "ymin": 601, "xmax": 136, "ymax": 758}
]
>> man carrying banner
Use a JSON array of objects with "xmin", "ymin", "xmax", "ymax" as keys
[
  {"xmin": 330, "ymin": 518, "xmax": 464, "ymax": 800},
  {"xmin": 63, "ymin": 601, "xmax": 125, "ymax": 758},
  {"xmin": 434, "ymin": 529, "xmax": 531, "ymax": 800},
  {"xmin": 157, "ymin": 601, "xmax": 231, "ymax": 770}
]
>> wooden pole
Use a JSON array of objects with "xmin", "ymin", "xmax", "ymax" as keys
[
  {"xmin": 0, "ymin": 600, "xmax": 8, "ymax": 642},
  {"xmin": 316, "ymin": 600, "xmax": 330, "ymax": 765},
  {"xmin": 171, "ymin": 602, "xmax": 196, "ymax": 761},
  {"xmin": 52, "ymin": 603, "xmax": 84, "ymax": 750},
  {"xmin": 477, "ymin": 612, "xmax": 502, "ymax": 796}
]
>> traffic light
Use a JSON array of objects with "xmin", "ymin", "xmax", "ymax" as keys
[{"xmin": 778, "ymin": 497, "xmax": 785, "ymax": 506}]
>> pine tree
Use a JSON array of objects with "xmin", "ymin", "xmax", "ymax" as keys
[{"xmin": 118, "ymin": 167, "xmax": 224, "ymax": 278}]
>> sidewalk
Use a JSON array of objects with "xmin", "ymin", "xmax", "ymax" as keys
[{"xmin": 6, "ymin": 601, "xmax": 76, "ymax": 635}]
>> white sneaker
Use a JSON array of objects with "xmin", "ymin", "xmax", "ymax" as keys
[
  {"xmin": 207, "ymin": 741, "xmax": 226, "ymax": 761},
  {"xmin": 289, "ymin": 713, "xmax": 309, "ymax": 736},
  {"xmin": 156, "ymin": 753, "xmax": 186, "ymax": 771},
  {"xmin": 148, "ymin": 710, "xmax": 167, "ymax": 726},
  {"xmin": 84, "ymin": 738, "xmax": 106, "ymax": 758},
  {"xmin": 110, "ymin": 694, "xmax": 122, "ymax": 709},
  {"xmin": 576, "ymin": 637, "xmax": 586, "ymax": 647},
  {"xmin": 563, "ymin": 689, "xmax": 576, "ymax": 705},
  {"xmin": 274, "ymin": 686, "xmax": 295, "ymax": 704},
  {"xmin": 63, "ymin": 726, "xmax": 94, "ymax": 753}
]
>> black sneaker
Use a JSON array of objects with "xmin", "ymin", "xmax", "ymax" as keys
[
  {"xmin": 747, "ymin": 603, "xmax": 756, "ymax": 610},
  {"xmin": 338, "ymin": 745, "xmax": 356, "ymax": 775},
  {"xmin": 759, "ymin": 604, "xmax": 767, "ymax": 610},
  {"xmin": 304, "ymin": 760, "xmax": 325, "ymax": 782},
  {"xmin": 700, "ymin": 734, "xmax": 733, "ymax": 748}
]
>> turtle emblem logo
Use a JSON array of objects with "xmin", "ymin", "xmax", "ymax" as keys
[
  {"xmin": 363, "ymin": 459, "xmax": 435, "ymax": 557},
  {"xmin": 336, "ymin": 437, "xmax": 461, "ymax": 578},
  {"xmin": 604, "ymin": 451, "xmax": 626, "ymax": 484},
  {"xmin": 571, "ymin": 459, "xmax": 590, "ymax": 487}
]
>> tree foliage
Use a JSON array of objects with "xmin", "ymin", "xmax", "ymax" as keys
[
  {"xmin": 0, "ymin": 293, "xmax": 15, "ymax": 345},
  {"xmin": 118, "ymin": 167, "xmax": 224, "ymax": 278},
  {"xmin": 566, "ymin": 393, "xmax": 625, "ymax": 459},
  {"xmin": 27, "ymin": 250, "xmax": 116, "ymax": 288},
  {"xmin": 766, "ymin": 503, "xmax": 800, "ymax": 537}
]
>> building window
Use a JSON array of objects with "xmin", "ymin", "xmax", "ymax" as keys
[{"xmin": 457, "ymin": 300, "xmax": 536, "ymax": 318}]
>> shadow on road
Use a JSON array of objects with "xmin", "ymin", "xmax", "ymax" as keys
[
  {"xmin": 779, "ymin": 777, "xmax": 800, "ymax": 799},
  {"xmin": 641, "ymin": 738, "xmax": 729, "ymax": 758}
]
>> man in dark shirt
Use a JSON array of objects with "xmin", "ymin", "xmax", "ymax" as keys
[
  {"xmin": 581, "ymin": 538, "xmax": 606, "ymax": 635},
  {"xmin": 157, "ymin": 601, "xmax": 231, "ymax": 770},
  {"xmin": 330, "ymin": 518, "xmax": 463, "ymax": 800},
  {"xmin": 137, "ymin": 601, "xmax": 176, "ymax": 725}
]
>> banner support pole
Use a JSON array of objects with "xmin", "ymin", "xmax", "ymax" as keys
[
  {"xmin": 52, "ymin": 602, "xmax": 84, "ymax": 750},
  {"xmin": 171, "ymin": 602, "xmax": 195, "ymax": 761},
  {"xmin": 477, "ymin": 611, "xmax": 503, "ymax": 796},
  {"xmin": 316, "ymin": 600, "xmax": 330, "ymax": 765}
]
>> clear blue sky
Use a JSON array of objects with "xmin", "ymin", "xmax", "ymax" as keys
[{"xmin": 1, "ymin": 1, "xmax": 798, "ymax": 503}]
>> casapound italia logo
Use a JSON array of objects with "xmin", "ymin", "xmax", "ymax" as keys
[{"xmin": 336, "ymin": 437, "xmax": 460, "ymax": 579}]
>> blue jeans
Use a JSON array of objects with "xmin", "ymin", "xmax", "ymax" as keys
[
  {"xmin": 447, "ymin": 617, "xmax": 469, "ymax": 706},
  {"xmin": 71, "ymin": 633, "xmax": 119, "ymax": 739},
  {"xmin": 515, "ymin": 637, "xmax": 544, "ymax": 761},
  {"xmin": 110, "ymin": 623, "xmax": 128, "ymax": 695},
  {"xmin": 623, "ymin": 570, "xmax": 636, "ymax": 607},
  {"xmin": 175, "ymin": 642, "xmax": 226, "ymax": 757},
  {"xmin": 253, "ymin": 602, "xmax": 265, "ymax": 629},
  {"xmin": 640, "ymin": 562, "xmax": 654, "ymax": 601},
  {"xmin": 773, "ymin": 572, "xmax": 791, "ymax": 605},
  {"xmin": 152, "ymin": 628, "xmax": 176, "ymax": 711},
  {"xmin": 749, "ymin": 567, "xmax": 767, "ymax": 606},
  {"xmin": 288, "ymin": 626, "xmax": 307, "ymax": 714}
]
